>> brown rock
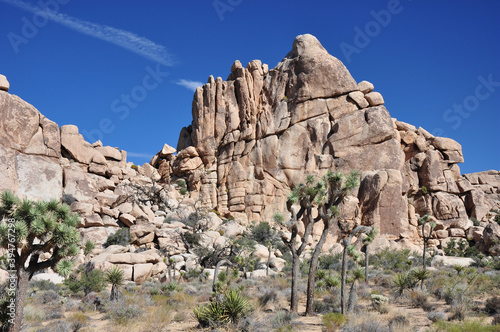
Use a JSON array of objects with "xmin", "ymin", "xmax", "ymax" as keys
[
  {"xmin": 133, "ymin": 263, "xmax": 153, "ymax": 283},
  {"xmin": 95, "ymin": 146, "xmax": 122, "ymax": 161},
  {"xmin": 364, "ymin": 92, "xmax": 384, "ymax": 106},
  {"xmin": 61, "ymin": 125, "xmax": 102, "ymax": 165},
  {"xmin": 0, "ymin": 75, "xmax": 9, "ymax": 91},
  {"xmin": 357, "ymin": 80, "xmax": 374, "ymax": 94},
  {"xmin": 130, "ymin": 224, "xmax": 156, "ymax": 244},
  {"xmin": 348, "ymin": 91, "xmax": 369, "ymax": 108}
]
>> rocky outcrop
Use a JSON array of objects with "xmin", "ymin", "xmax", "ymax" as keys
[
  {"xmin": 1, "ymin": 33, "xmax": 500, "ymax": 282},
  {"xmin": 153, "ymin": 34, "xmax": 500, "ymax": 251}
]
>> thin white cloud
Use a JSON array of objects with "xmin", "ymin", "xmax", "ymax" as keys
[
  {"xmin": 127, "ymin": 152, "xmax": 153, "ymax": 159},
  {"xmin": 176, "ymin": 79, "xmax": 204, "ymax": 92},
  {"xmin": 1, "ymin": 0, "xmax": 174, "ymax": 66}
]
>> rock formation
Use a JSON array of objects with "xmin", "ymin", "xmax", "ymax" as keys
[
  {"xmin": 0, "ymin": 34, "xmax": 499, "ymax": 282},
  {"xmin": 162, "ymin": 34, "xmax": 499, "ymax": 246}
]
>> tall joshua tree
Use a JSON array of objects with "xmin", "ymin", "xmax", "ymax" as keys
[
  {"xmin": 362, "ymin": 227, "xmax": 378, "ymax": 284},
  {"xmin": 419, "ymin": 214, "xmax": 436, "ymax": 271},
  {"xmin": 279, "ymin": 171, "xmax": 360, "ymax": 315},
  {"xmin": 0, "ymin": 191, "xmax": 81, "ymax": 332},
  {"xmin": 340, "ymin": 225, "xmax": 372, "ymax": 314}
]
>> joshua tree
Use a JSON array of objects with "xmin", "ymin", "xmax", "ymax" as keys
[
  {"xmin": 340, "ymin": 225, "xmax": 372, "ymax": 314},
  {"xmin": 347, "ymin": 266, "xmax": 365, "ymax": 312},
  {"xmin": 0, "ymin": 191, "xmax": 81, "ymax": 332},
  {"xmin": 419, "ymin": 214, "xmax": 436, "ymax": 271},
  {"xmin": 362, "ymin": 227, "xmax": 378, "ymax": 284},
  {"xmin": 279, "ymin": 171, "xmax": 360, "ymax": 315},
  {"xmin": 106, "ymin": 266, "xmax": 125, "ymax": 302}
]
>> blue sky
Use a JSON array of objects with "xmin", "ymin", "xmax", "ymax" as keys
[{"xmin": 0, "ymin": 0, "xmax": 498, "ymax": 174}]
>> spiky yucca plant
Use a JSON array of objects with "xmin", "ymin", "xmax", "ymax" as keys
[
  {"xmin": 106, "ymin": 266, "xmax": 125, "ymax": 302},
  {"xmin": 0, "ymin": 191, "xmax": 81, "ymax": 332}
]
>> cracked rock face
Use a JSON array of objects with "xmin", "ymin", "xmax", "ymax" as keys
[
  {"xmin": 168, "ymin": 34, "xmax": 499, "ymax": 242},
  {"xmin": 172, "ymin": 34, "xmax": 403, "ymax": 228}
]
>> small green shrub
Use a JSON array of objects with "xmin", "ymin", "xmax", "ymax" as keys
[
  {"xmin": 322, "ymin": 312, "xmax": 346, "ymax": 332},
  {"xmin": 64, "ymin": 266, "xmax": 106, "ymax": 295},
  {"xmin": 193, "ymin": 288, "xmax": 252, "ymax": 328},
  {"xmin": 83, "ymin": 240, "xmax": 95, "ymax": 256},
  {"xmin": 105, "ymin": 228, "xmax": 130, "ymax": 247}
]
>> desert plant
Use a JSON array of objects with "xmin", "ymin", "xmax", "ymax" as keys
[
  {"xmin": 279, "ymin": 170, "xmax": 360, "ymax": 314},
  {"xmin": 427, "ymin": 310, "xmax": 445, "ymax": 322},
  {"xmin": 105, "ymin": 227, "xmax": 130, "ymax": 247},
  {"xmin": 347, "ymin": 266, "xmax": 365, "ymax": 312},
  {"xmin": 341, "ymin": 225, "xmax": 372, "ymax": 314},
  {"xmin": 486, "ymin": 296, "xmax": 500, "ymax": 314},
  {"xmin": 322, "ymin": 312, "xmax": 346, "ymax": 332},
  {"xmin": 193, "ymin": 288, "xmax": 252, "ymax": 328},
  {"xmin": 419, "ymin": 214, "xmax": 436, "ymax": 271},
  {"xmin": 363, "ymin": 227, "xmax": 378, "ymax": 284},
  {"xmin": 371, "ymin": 294, "xmax": 388, "ymax": 312},
  {"xmin": 106, "ymin": 266, "xmax": 124, "ymax": 302},
  {"xmin": 83, "ymin": 240, "xmax": 95, "ymax": 256},
  {"xmin": 0, "ymin": 191, "xmax": 81, "ymax": 332},
  {"xmin": 393, "ymin": 271, "xmax": 418, "ymax": 296},
  {"xmin": 411, "ymin": 267, "xmax": 430, "ymax": 289},
  {"xmin": 64, "ymin": 264, "xmax": 106, "ymax": 295}
]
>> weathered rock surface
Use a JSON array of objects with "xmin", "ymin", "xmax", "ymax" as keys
[{"xmin": 0, "ymin": 34, "xmax": 500, "ymax": 281}]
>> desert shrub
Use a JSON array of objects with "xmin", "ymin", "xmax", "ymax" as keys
[
  {"xmin": 409, "ymin": 290, "xmax": 433, "ymax": 311},
  {"xmin": 258, "ymin": 289, "xmax": 277, "ymax": 306},
  {"xmin": 444, "ymin": 238, "xmax": 481, "ymax": 258},
  {"xmin": 106, "ymin": 302, "xmax": 143, "ymax": 325},
  {"xmin": 37, "ymin": 289, "xmax": 59, "ymax": 305},
  {"xmin": 388, "ymin": 315, "xmax": 409, "ymax": 331},
  {"xmin": 493, "ymin": 315, "xmax": 500, "ymax": 326},
  {"xmin": 65, "ymin": 266, "xmax": 106, "ymax": 295},
  {"xmin": 83, "ymin": 240, "xmax": 95, "ymax": 256},
  {"xmin": 105, "ymin": 227, "xmax": 130, "ymax": 246},
  {"xmin": 322, "ymin": 312, "xmax": 346, "ymax": 331},
  {"xmin": 372, "ymin": 248, "xmax": 413, "ymax": 271},
  {"xmin": 193, "ymin": 288, "xmax": 252, "ymax": 328},
  {"xmin": 68, "ymin": 312, "xmax": 89, "ymax": 331},
  {"xmin": 427, "ymin": 311, "xmax": 446, "ymax": 322},
  {"xmin": 29, "ymin": 279, "xmax": 60, "ymax": 292},
  {"xmin": 449, "ymin": 303, "xmax": 467, "ymax": 321},
  {"xmin": 486, "ymin": 296, "xmax": 500, "ymax": 314},
  {"xmin": 371, "ymin": 294, "xmax": 388, "ymax": 312},
  {"xmin": 393, "ymin": 271, "xmax": 418, "ymax": 295},
  {"xmin": 319, "ymin": 253, "xmax": 342, "ymax": 270},
  {"xmin": 272, "ymin": 311, "xmax": 299, "ymax": 331},
  {"xmin": 23, "ymin": 304, "xmax": 46, "ymax": 322},
  {"xmin": 35, "ymin": 321, "xmax": 72, "ymax": 332},
  {"xmin": 342, "ymin": 320, "xmax": 386, "ymax": 332},
  {"xmin": 434, "ymin": 319, "xmax": 500, "ymax": 331}
]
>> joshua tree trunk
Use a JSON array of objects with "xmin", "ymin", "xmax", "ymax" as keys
[
  {"xmin": 347, "ymin": 280, "xmax": 357, "ymax": 313},
  {"xmin": 422, "ymin": 240, "xmax": 427, "ymax": 271},
  {"xmin": 365, "ymin": 244, "xmax": 370, "ymax": 284},
  {"xmin": 8, "ymin": 270, "xmax": 29, "ymax": 332},
  {"xmin": 305, "ymin": 220, "xmax": 331, "ymax": 316},
  {"xmin": 290, "ymin": 251, "xmax": 300, "ymax": 313},
  {"xmin": 266, "ymin": 244, "xmax": 272, "ymax": 277},
  {"xmin": 212, "ymin": 259, "xmax": 229, "ymax": 292},
  {"xmin": 341, "ymin": 239, "xmax": 348, "ymax": 314}
]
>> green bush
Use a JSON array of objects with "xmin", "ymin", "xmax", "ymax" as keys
[
  {"xmin": 105, "ymin": 228, "xmax": 130, "ymax": 247},
  {"xmin": 322, "ymin": 312, "xmax": 346, "ymax": 331},
  {"xmin": 64, "ymin": 266, "xmax": 106, "ymax": 295},
  {"xmin": 193, "ymin": 288, "xmax": 252, "ymax": 328},
  {"xmin": 444, "ymin": 238, "xmax": 480, "ymax": 258}
]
